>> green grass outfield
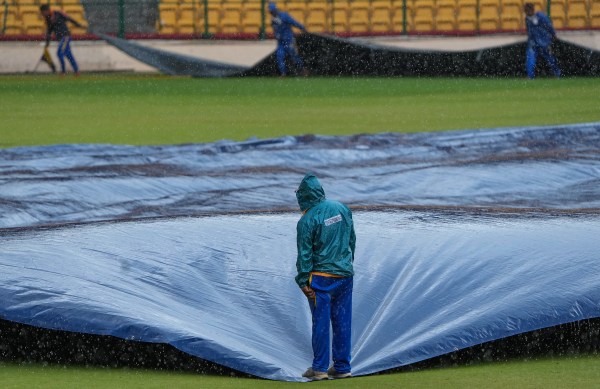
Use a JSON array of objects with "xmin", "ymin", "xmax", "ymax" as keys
[
  {"xmin": 2, "ymin": 355, "xmax": 600, "ymax": 388},
  {"xmin": 1, "ymin": 75, "xmax": 599, "ymax": 148}
]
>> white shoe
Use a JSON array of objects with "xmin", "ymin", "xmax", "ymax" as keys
[
  {"xmin": 302, "ymin": 367, "xmax": 328, "ymax": 380},
  {"xmin": 327, "ymin": 366, "xmax": 352, "ymax": 378}
]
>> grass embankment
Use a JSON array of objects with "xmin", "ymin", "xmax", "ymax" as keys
[
  {"xmin": 1, "ymin": 75, "xmax": 599, "ymax": 148},
  {"xmin": 2, "ymin": 355, "xmax": 600, "ymax": 388}
]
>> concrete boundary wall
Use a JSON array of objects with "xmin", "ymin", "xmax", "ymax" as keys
[{"xmin": 1, "ymin": 31, "xmax": 598, "ymax": 74}]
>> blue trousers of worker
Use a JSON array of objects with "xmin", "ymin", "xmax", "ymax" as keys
[
  {"xmin": 308, "ymin": 275, "xmax": 353, "ymax": 373},
  {"xmin": 57, "ymin": 36, "xmax": 79, "ymax": 74},
  {"xmin": 526, "ymin": 45, "xmax": 560, "ymax": 79},
  {"xmin": 276, "ymin": 40, "xmax": 304, "ymax": 76}
]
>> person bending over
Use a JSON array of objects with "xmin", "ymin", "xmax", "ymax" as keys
[{"xmin": 40, "ymin": 4, "xmax": 84, "ymax": 75}]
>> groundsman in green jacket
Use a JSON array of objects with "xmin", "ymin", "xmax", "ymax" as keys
[
  {"xmin": 295, "ymin": 172, "xmax": 356, "ymax": 380},
  {"xmin": 295, "ymin": 173, "xmax": 356, "ymax": 288}
]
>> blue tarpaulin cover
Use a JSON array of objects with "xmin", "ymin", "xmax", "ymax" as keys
[{"xmin": 1, "ymin": 123, "xmax": 600, "ymax": 381}]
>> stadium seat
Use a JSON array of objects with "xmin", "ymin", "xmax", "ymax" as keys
[
  {"xmin": 457, "ymin": 0, "xmax": 477, "ymax": 31},
  {"xmin": 332, "ymin": 3, "xmax": 349, "ymax": 33},
  {"xmin": 413, "ymin": 0, "xmax": 435, "ymax": 32},
  {"xmin": 591, "ymin": 0, "xmax": 600, "ymax": 27},
  {"xmin": 567, "ymin": 1, "xmax": 589, "ymax": 28},
  {"xmin": 500, "ymin": 0, "xmax": 524, "ymax": 30},
  {"xmin": 21, "ymin": 10, "xmax": 46, "ymax": 35},
  {"xmin": 435, "ymin": 0, "xmax": 457, "ymax": 31},
  {"xmin": 306, "ymin": 2, "xmax": 328, "ymax": 32},
  {"xmin": 178, "ymin": 22, "xmax": 196, "ymax": 35},
  {"xmin": 391, "ymin": 0, "xmax": 413, "ymax": 32},
  {"xmin": 17, "ymin": 4, "xmax": 40, "ymax": 33},
  {"xmin": 62, "ymin": 4, "xmax": 86, "ymax": 16},
  {"xmin": 158, "ymin": 5, "xmax": 177, "ymax": 34},
  {"xmin": 349, "ymin": 1, "xmax": 370, "ymax": 33},
  {"xmin": 241, "ymin": 2, "xmax": 262, "ymax": 34},
  {"xmin": 179, "ymin": 4, "xmax": 203, "ymax": 34},
  {"xmin": 179, "ymin": 3, "xmax": 196, "ymax": 22},
  {"xmin": 479, "ymin": 0, "xmax": 501, "ymax": 30},
  {"xmin": 371, "ymin": 0, "xmax": 392, "ymax": 32},
  {"xmin": 158, "ymin": 3, "xmax": 178, "ymax": 34},
  {"xmin": 286, "ymin": 1, "xmax": 308, "ymax": 26},
  {"xmin": 2, "ymin": 20, "xmax": 23, "ymax": 35},
  {"xmin": 550, "ymin": 0, "xmax": 567, "ymax": 28},
  {"xmin": 526, "ymin": 0, "xmax": 544, "ymax": 11},
  {"xmin": 206, "ymin": 2, "xmax": 222, "ymax": 35},
  {"xmin": 220, "ymin": 3, "xmax": 242, "ymax": 34}
]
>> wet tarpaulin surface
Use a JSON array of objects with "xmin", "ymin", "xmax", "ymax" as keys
[
  {"xmin": 100, "ymin": 33, "xmax": 600, "ymax": 77},
  {"xmin": 98, "ymin": 33, "xmax": 248, "ymax": 77},
  {"xmin": 1, "ymin": 123, "xmax": 600, "ymax": 381},
  {"xmin": 1, "ymin": 210, "xmax": 599, "ymax": 381},
  {"xmin": 1, "ymin": 123, "xmax": 600, "ymax": 229}
]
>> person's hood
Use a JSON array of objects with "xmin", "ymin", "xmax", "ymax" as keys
[{"xmin": 296, "ymin": 173, "xmax": 325, "ymax": 212}]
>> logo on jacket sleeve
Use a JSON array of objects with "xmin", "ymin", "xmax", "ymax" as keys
[{"xmin": 324, "ymin": 214, "xmax": 342, "ymax": 226}]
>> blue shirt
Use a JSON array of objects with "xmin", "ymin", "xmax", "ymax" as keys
[
  {"xmin": 271, "ymin": 11, "xmax": 305, "ymax": 44},
  {"xmin": 525, "ymin": 12, "xmax": 556, "ymax": 48}
]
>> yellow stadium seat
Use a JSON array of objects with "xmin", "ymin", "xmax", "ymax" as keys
[
  {"xmin": 332, "ymin": 3, "xmax": 349, "ymax": 33},
  {"xmin": 241, "ymin": 3, "xmax": 262, "ymax": 34},
  {"xmin": 205, "ymin": 2, "xmax": 222, "ymax": 34},
  {"xmin": 500, "ymin": 0, "xmax": 523, "ymax": 30},
  {"xmin": 220, "ymin": 3, "xmax": 242, "ymax": 34},
  {"xmin": 479, "ymin": 0, "xmax": 500, "ymax": 30},
  {"xmin": 159, "ymin": 4, "xmax": 178, "ymax": 34},
  {"xmin": 501, "ymin": 0, "xmax": 523, "ymax": 14},
  {"xmin": 391, "ymin": 0, "xmax": 413, "ymax": 32},
  {"xmin": 18, "ymin": 4, "xmax": 40, "ymax": 16},
  {"xmin": 457, "ymin": 0, "xmax": 477, "ymax": 31},
  {"xmin": 305, "ymin": 2, "xmax": 329, "ymax": 32},
  {"xmin": 159, "ymin": 3, "xmax": 177, "ymax": 26},
  {"xmin": 550, "ymin": 1, "xmax": 567, "ymax": 28},
  {"xmin": 179, "ymin": 3, "xmax": 196, "ymax": 22},
  {"xmin": 21, "ymin": 11, "xmax": 46, "ymax": 35},
  {"xmin": 306, "ymin": 3, "xmax": 328, "ymax": 32},
  {"xmin": 371, "ymin": 0, "xmax": 392, "ymax": 32},
  {"xmin": 435, "ymin": 0, "xmax": 456, "ymax": 31},
  {"xmin": 414, "ymin": 0, "xmax": 434, "ymax": 32},
  {"xmin": 178, "ymin": 3, "xmax": 198, "ymax": 35},
  {"xmin": 567, "ymin": 1, "xmax": 589, "ymax": 28},
  {"xmin": 349, "ymin": 1, "xmax": 370, "ymax": 33},
  {"xmin": 286, "ymin": 1, "xmax": 308, "ymax": 25},
  {"xmin": 62, "ymin": 4, "xmax": 86, "ymax": 15},
  {"xmin": 178, "ymin": 21, "xmax": 195, "ymax": 34},
  {"xmin": 591, "ymin": 0, "xmax": 600, "ymax": 27},
  {"xmin": 500, "ymin": 12, "xmax": 521, "ymax": 30},
  {"xmin": 527, "ymin": 0, "xmax": 544, "ymax": 11},
  {"xmin": 3, "ymin": 20, "xmax": 23, "ymax": 35}
]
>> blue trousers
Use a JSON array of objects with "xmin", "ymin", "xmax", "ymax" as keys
[
  {"xmin": 276, "ymin": 40, "xmax": 304, "ymax": 76},
  {"xmin": 308, "ymin": 275, "xmax": 353, "ymax": 373},
  {"xmin": 526, "ymin": 45, "xmax": 560, "ymax": 79},
  {"xmin": 57, "ymin": 36, "xmax": 79, "ymax": 74}
]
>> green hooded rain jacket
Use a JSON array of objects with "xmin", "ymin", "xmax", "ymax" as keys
[{"xmin": 295, "ymin": 173, "xmax": 356, "ymax": 288}]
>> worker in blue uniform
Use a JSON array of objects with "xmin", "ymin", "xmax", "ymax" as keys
[
  {"xmin": 524, "ymin": 2, "xmax": 561, "ymax": 79},
  {"xmin": 268, "ymin": 2, "xmax": 308, "ymax": 77},
  {"xmin": 295, "ymin": 173, "xmax": 355, "ymax": 380},
  {"xmin": 40, "ymin": 4, "xmax": 84, "ymax": 75}
]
